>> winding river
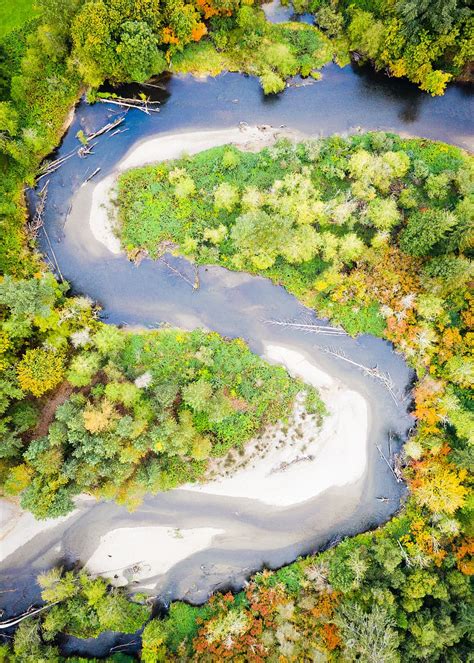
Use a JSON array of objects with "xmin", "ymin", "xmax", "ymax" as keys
[{"xmin": 1, "ymin": 65, "xmax": 472, "ymax": 656}]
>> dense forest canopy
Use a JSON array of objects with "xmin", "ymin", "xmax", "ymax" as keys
[
  {"xmin": 0, "ymin": 0, "xmax": 472, "ymax": 661},
  {"xmin": 297, "ymin": 0, "xmax": 473, "ymax": 94},
  {"xmin": 2, "ymin": 318, "xmax": 311, "ymax": 518}
]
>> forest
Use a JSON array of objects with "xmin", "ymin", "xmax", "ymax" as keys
[{"xmin": 0, "ymin": 0, "xmax": 472, "ymax": 661}]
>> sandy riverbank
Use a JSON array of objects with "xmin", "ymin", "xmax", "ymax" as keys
[
  {"xmin": 85, "ymin": 526, "xmax": 224, "ymax": 588},
  {"xmin": 89, "ymin": 125, "xmax": 302, "ymax": 254},
  {"xmin": 185, "ymin": 344, "xmax": 368, "ymax": 506},
  {"xmin": 0, "ymin": 343, "xmax": 368, "ymax": 571},
  {"xmin": 0, "ymin": 496, "xmax": 93, "ymax": 563}
]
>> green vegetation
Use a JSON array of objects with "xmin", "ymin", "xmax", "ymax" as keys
[
  {"xmin": 1, "ymin": 304, "xmax": 309, "ymax": 517},
  {"xmin": 0, "ymin": 0, "xmax": 472, "ymax": 661},
  {"xmin": 0, "ymin": 0, "xmax": 38, "ymax": 39},
  {"xmin": 116, "ymin": 133, "xmax": 472, "ymax": 339},
  {"xmin": 109, "ymin": 133, "xmax": 474, "ymax": 661},
  {"xmin": 1, "ymin": 568, "xmax": 150, "ymax": 661},
  {"xmin": 171, "ymin": 12, "xmax": 335, "ymax": 93},
  {"xmin": 292, "ymin": 0, "xmax": 473, "ymax": 94},
  {"xmin": 0, "ymin": 0, "xmax": 337, "ymax": 277}
]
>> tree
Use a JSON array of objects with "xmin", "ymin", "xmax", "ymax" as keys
[
  {"xmin": 67, "ymin": 352, "xmax": 101, "ymax": 387},
  {"xmin": 338, "ymin": 233, "xmax": 365, "ymax": 264},
  {"xmin": 182, "ymin": 379, "xmax": 213, "ymax": 411},
  {"xmin": 444, "ymin": 355, "xmax": 474, "ymax": 389},
  {"xmin": 396, "ymin": 0, "xmax": 465, "ymax": 37},
  {"xmin": 366, "ymin": 198, "xmax": 401, "ymax": 231},
  {"xmin": 412, "ymin": 460, "xmax": 467, "ymax": 514},
  {"xmin": 423, "ymin": 255, "xmax": 473, "ymax": 295},
  {"xmin": 17, "ymin": 348, "xmax": 64, "ymax": 396},
  {"xmin": 142, "ymin": 619, "xmax": 168, "ymax": 663},
  {"xmin": 115, "ymin": 21, "xmax": 166, "ymax": 83},
  {"xmin": 259, "ymin": 70, "xmax": 286, "ymax": 95},
  {"xmin": 399, "ymin": 209, "xmax": 457, "ymax": 256},
  {"xmin": 231, "ymin": 210, "xmax": 291, "ymax": 269},
  {"xmin": 347, "ymin": 9, "xmax": 385, "ymax": 61},
  {"xmin": 83, "ymin": 399, "xmax": 118, "ymax": 433},
  {"xmin": 335, "ymin": 603, "xmax": 400, "ymax": 663},
  {"xmin": 264, "ymin": 43, "xmax": 298, "ymax": 79},
  {"xmin": 72, "ymin": 0, "xmax": 115, "ymax": 87},
  {"xmin": 0, "ymin": 274, "xmax": 61, "ymax": 329},
  {"xmin": 93, "ymin": 324, "xmax": 126, "ymax": 356},
  {"xmin": 316, "ymin": 5, "xmax": 343, "ymax": 38},
  {"xmin": 174, "ymin": 175, "xmax": 196, "ymax": 199},
  {"xmin": 281, "ymin": 225, "xmax": 319, "ymax": 264},
  {"xmin": 214, "ymin": 182, "xmax": 239, "ymax": 212}
]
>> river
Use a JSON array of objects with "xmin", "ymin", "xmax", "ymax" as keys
[{"xmin": 1, "ymin": 65, "xmax": 472, "ymax": 656}]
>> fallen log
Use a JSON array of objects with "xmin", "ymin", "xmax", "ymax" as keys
[
  {"xmin": 98, "ymin": 97, "xmax": 160, "ymax": 114},
  {"xmin": 27, "ymin": 181, "xmax": 49, "ymax": 237},
  {"xmin": 85, "ymin": 116, "xmax": 125, "ymax": 142},
  {"xmin": 0, "ymin": 602, "xmax": 59, "ymax": 629},
  {"xmin": 83, "ymin": 167, "xmax": 101, "ymax": 185},
  {"xmin": 160, "ymin": 256, "xmax": 199, "ymax": 290}
]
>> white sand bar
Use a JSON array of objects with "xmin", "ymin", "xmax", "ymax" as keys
[
  {"xmin": 85, "ymin": 526, "xmax": 223, "ymax": 587},
  {"xmin": 185, "ymin": 344, "xmax": 369, "ymax": 507},
  {"xmin": 0, "ymin": 498, "xmax": 80, "ymax": 563},
  {"xmin": 89, "ymin": 125, "xmax": 299, "ymax": 254}
]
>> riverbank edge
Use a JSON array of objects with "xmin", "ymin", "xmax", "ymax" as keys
[{"xmin": 89, "ymin": 124, "xmax": 306, "ymax": 254}]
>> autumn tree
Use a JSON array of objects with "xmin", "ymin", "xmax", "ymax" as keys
[{"xmin": 17, "ymin": 347, "xmax": 64, "ymax": 397}]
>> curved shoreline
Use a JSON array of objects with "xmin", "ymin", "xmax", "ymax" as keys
[
  {"xmin": 0, "ymin": 342, "xmax": 368, "ymax": 565},
  {"xmin": 1, "ymin": 78, "xmax": 419, "ymax": 622},
  {"xmin": 186, "ymin": 344, "xmax": 368, "ymax": 506},
  {"xmin": 90, "ymin": 125, "xmax": 303, "ymax": 254},
  {"xmin": 85, "ymin": 127, "xmax": 369, "ymax": 508}
]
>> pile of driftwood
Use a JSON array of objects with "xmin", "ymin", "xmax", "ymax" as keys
[
  {"xmin": 35, "ymin": 91, "xmax": 160, "ymax": 184},
  {"xmin": 27, "ymin": 180, "xmax": 48, "ymax": 237}
]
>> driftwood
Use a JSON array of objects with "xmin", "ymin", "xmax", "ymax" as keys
[
  {"xmin": 0, "ymin": 602, "xmax": 59, "ymax": 629},
  {"xmin": 159, "ymin": 256, "xmax": 200, "ymax": 290},
  {"xmin": 77, "ymin": 140, "xmax": 97, "ymax": 158},
  {"xmin": 83, "ymin": 167, "xmax": 101, "ymax": 185},
  {"xmin": 269, "ymin": 454, "xmax": 315, "ymax": 475},
  {"xmin": 42, "ymin": 224, "xmax": 64, "ymax": 283},
  {"xmin": 36, "ymin": 149, "xmax": 75, "ymax": 181},
  {"xmin": 141, "ymin": 80, "xmax": 167, "ymax": 90},
  {"xmin": 109, "ymin": 641, "xmax": 138, "ymax": 654},
  {"xmin": 85, "ymin": 116, "xmax": 124, "ymax": 142},
  {"xmin": 110, "ymin": 127, "xmax": 129, "ymax": 137},
  {"xmin": 98, "ymin": 97, "xmax": 160, "ymax": 115},
  {"xmin": 318, "ymin": 346, "xmax": 400, "ymax": 404},
  {"xmin": 27, "ymin": 180, "xmax": 49, "ymax": 237},
  {"xmin": 376, "ymin": 443, "xmax": 402, "ymax": 483},
  {"xmin": 264, "ymin": 318, "xmax": 346, "ymax": 336}
]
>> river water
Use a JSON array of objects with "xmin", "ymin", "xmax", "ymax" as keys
[{"xmin": 1, "ymin": 65, "xmax": 472, "ymax": 656}]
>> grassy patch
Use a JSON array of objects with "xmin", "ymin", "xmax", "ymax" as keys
[{"xmin": 0, "ymin": 0, "xmax": 38, "ymax": 38}]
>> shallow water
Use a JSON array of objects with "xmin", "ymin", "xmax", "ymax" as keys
[{"xmin": 1, "ymin": 65, "xmax": 472, "ymax": 655}]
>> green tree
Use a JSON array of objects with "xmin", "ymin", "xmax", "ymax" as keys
[
  {"xmin": 399, "ymin": 209, "xmax": 457, "ymax": 256},
  {"xmin": 366, "ymin": 197, "xmax": 401, "ymax": 231},
  {"xmin": 115, "ymin": 21, "xmax": 166, "ymax": 83},
  {"xmin": 231, "ymin": 210, "xmax": 291, "ymax": 269},
  {"xmin": 182, "ymin": 379, "xmax": 213, "ymax": 412},
  {"xmin": 335, "ymin": 603, "xmax": 400, "ymax": 663},
  {"xmin": 141, "ymin": 619, "xmax": 168, "ymax": 663},
  {"xmin": 214, "ymin": 182, "xmax": 239, "ymax": 212}
]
